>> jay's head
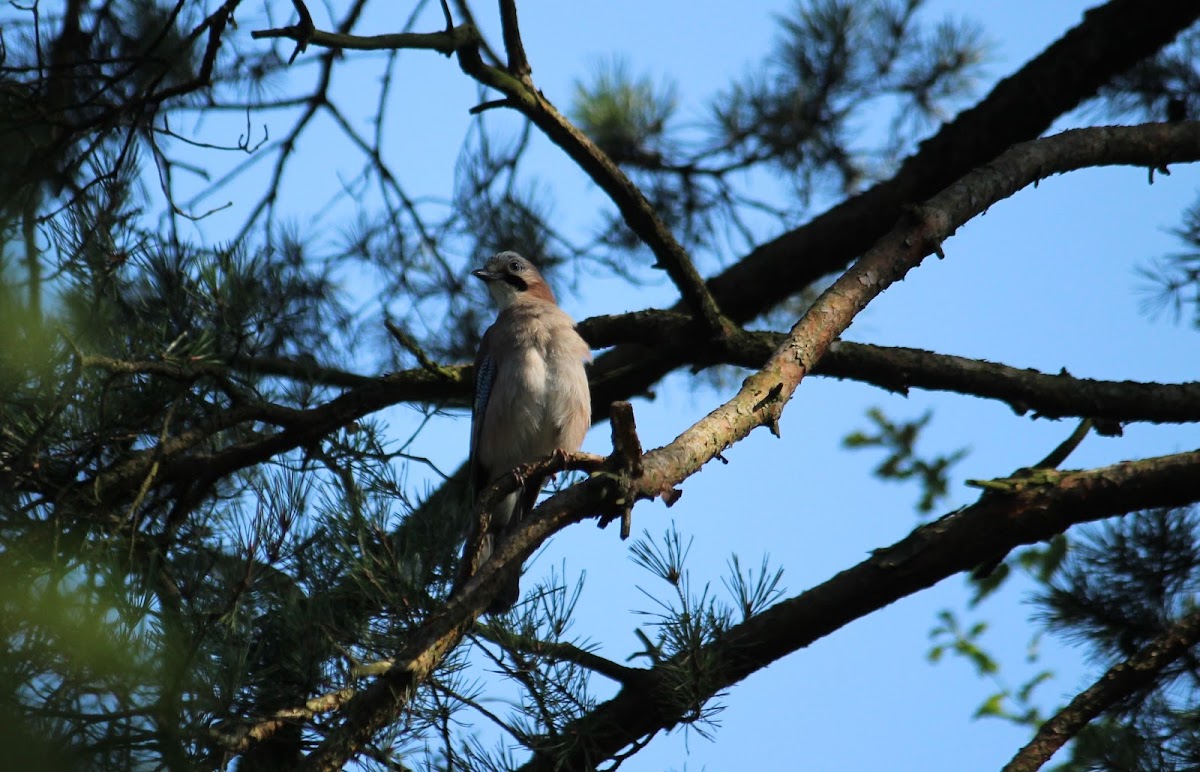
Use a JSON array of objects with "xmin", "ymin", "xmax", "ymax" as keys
[{"xmin": 472, "ymin": 251, "xmax": 556, "ymax": 308}]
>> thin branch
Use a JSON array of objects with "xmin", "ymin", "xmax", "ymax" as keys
[
  {"xmin": 250, "ymin": 17, "xmax": 475, "ymax": 56},
  {"xmin": 474, "ymin": 622, "xmax": 646, "ymax": 686},
  {"xmin": 251, "ymin": 6, "xmax": 731, "ymax": 336},
  {"xmin": 384, "ymin": 319, "xmax": 457, "ymax": 379},
  {"xmin": 208, "ymin": 688, "xmax": 358, "ymax": 754},
  {"xmin": 497, "ymin": 0, "xmax": 530, "ymax": 79},
  {"xmin": 26, "ymin": 364, "xmax": 468, "ymax": 507},
  {"xmin": 1002, "ymin": 607, "xmax": 1200, "ymax": 772}
]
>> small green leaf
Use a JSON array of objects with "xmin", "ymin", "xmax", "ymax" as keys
[
  {"xmin": 974, "ymin": 692, "xmax": 1007, "ymax": 719},
  {"xmin": 1017, "ymin": 670, "xmax": 1054, "ymax": 702}
]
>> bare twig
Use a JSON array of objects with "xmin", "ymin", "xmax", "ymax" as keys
[
  {"xmin": 475, "ymin": 622, "xmax": 646, "ymax": 686},
  {"xmin": 497, "ymin": 0, "xmax": 531, "ymax": 79}
]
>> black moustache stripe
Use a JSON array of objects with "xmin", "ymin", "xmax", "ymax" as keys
[{"xmin": 503, "ymin": 275, "xmax": 528, "ymax": 291}]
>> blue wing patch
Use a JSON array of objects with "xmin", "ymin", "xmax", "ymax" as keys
[
  {"xmin": 474, "ymin": 354, "xmax": 496, "ymax": 422},
  {"xmin": 469, "ymin": 353, "xmax": 498, "ymax": 497}
]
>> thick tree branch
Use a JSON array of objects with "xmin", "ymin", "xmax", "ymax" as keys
[
  {"xmin": 250, "ymin": 1, "xmax": 1200, "ymax": 402},
  {"xmin": 299, "ymin": 121, "xmax": 1200, "ymax": 770},
  {"xmin": 583, "ymin": 312, "xmax": 1200, "ymax": 425},
  {"xmin": 586, "ymin": 0, "xmax": 1200, "ymax": 409},
  {"xmin": 618, "ymin": 122, "xmax": 1200, "ymax": 523},
  {"xmin": 819, "ymin": 342, "xmax": 1200, "ymax": 425},
  {"xmin": 234, "ymin": 318, "xmax": 1200, "ymax": 425},
  {"xmin": 515, "ymin": 449, "xmax": 1200, "ymax": 771},
  {"xmin": 48, "ymin": 189, "xmax": 1200, "ymax": 510},
  {"xmin": 706, "ymin": 0, "xmax": 1200, "ymax": 321},
  {"xmin": 1002, "ymin": 607, "xmax": 1200, "ymax": 772}
]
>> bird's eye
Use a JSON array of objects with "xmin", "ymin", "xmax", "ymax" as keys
[{"xmin": 508, "ymin": 259, "xmax": 523, "ymax": 272}]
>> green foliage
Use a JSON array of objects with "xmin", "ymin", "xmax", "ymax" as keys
[
  {"xmin": 723, "ymin": 554, "xmax": 786, "ymax": 622},
  {"xmin": 714, "ymin": 0, "xmax": 983, "ymax": 192},
  {"xmin": 573, "ymin": 57, "xmax": 677, "ymax": 167},
  {"xmin": 969, "ymin": 535, "xmax": 1068, "ymax": 606},
  {"xmin": 629, "ymin": 525, "xmax": 785, "ymax": 731},
  {"xmin": 1104, "ymin": 28, "xmax": 1200, "ymax": 327},
  {"xmin": 1100, "ymin": 28, "xmax": 1200, "ymax": 122},
  {"xmin": 1138, "ymin": 192, "xmax": 1200, "ymax": 327},
  {"xmin": 844, "ymin": 406, "xmax": 968, "ymax": 514},
  {"xmin": 928, "ymin": 609, "xmax": 1050, "ymax": 729},
  {"xmin": 0, "ymin": 0, "xmax": 1196, "ymax": 768},
  {"xmin": 928, "ymin": 609, "xmax": 999, "ymax": 676},
  {"xmin": 1037, "ymin": 508, "xmax": 1200, "ymax": 661}
]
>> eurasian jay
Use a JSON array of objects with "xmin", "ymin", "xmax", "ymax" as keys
[{"xmin": 463, "ymin": 251, "xmax": 592, "ymax": 612}]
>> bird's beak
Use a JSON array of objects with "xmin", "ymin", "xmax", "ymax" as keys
[{"xmin": 472, "ymin": 268, "xmax": 498, "ymax": 282}]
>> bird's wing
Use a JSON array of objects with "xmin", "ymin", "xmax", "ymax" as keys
[{"xmin": 469, "ymin": 329, "xmax": 498, "ymax": 500}]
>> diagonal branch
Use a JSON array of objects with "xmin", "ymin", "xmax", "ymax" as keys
[
  {"xmin": 1001, "ymin": 606, "xmax": 1200, "ymax": 772},
  {"xmin": 584, "ymin": 0, "xmax": 1200, "ymax": 410},
  {"xmin": 252, "ymin": 4, "xmax": 730, "ymax": 335},
  {"xmin": 515, "ymin": 450, "xmax": 1200, "ymax": 771},
  {"xmin": 298, "ymin": 121, "xmax": 1200, "ymax": 770},
  {"xmin": 44, "ymin": 249, "xmax": 1200, "ymax": 513},
  {"xmin": 622, "ymin": 122, "xmax": 1200, "ymax": 518},
  {"xmin": 704, "ymin": 0, "xmax": 1200, "ymax": 322}
]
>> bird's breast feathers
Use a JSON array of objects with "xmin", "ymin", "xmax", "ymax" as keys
[{"xmin": 478, "ymin": 307, "xmax": 590, "ymax": 473}]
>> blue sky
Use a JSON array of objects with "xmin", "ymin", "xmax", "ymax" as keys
[{"xmin": 180, "ymin": 1, "xmax": 1200, "ymax": 768}]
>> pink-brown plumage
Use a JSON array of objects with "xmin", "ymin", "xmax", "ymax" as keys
[{"xmin": 462, "ymin": 251, "xmax": 591, "ymax": 612}]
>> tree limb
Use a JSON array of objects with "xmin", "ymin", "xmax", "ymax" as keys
[
  {"xmin": 1001, "ymin": 607, "xmax": 1200, "ymax": 772},
  {"xmin": 226, "ymin": 320, "xmax": 1200, "ymax": 425},
  {"xmin": 517, "ymin": 448, "xmax": 1200, "ymax": 771},
  {"xmin": 497, "ymin": 0, "xmax": 531, "ymax": 79},
  {"xmin": 585, "ymin": 0, "xmax": 1200, "ymax": 410}
]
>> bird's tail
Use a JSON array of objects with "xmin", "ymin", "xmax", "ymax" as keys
[
  {"xmin": 454, "ymin": 477, "xmax": 543, "ymax": 615},
  {"xmin": 486, "ymin": 477, "xmax": 542, "ymax": 614}
]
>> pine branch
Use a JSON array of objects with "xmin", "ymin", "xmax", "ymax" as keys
[
  {"xmin": 27, "ymin": 125, "xmax": 1200, "ymax": 536},
  {"xmin": 474, "ymin": 623, "xmax": 646, "ymax": 686},
  {"xmin": 208, "ymin": 687, "xmax": 358, "ymax": 754},
  {"xmin": 517, "ymin": 449, "xmax": 1200, "ymax": 771},
  {"xmin": 582, "ymin": 312, "xmax": 1200, "ymax": 425},
  {"xmin": 1002, "ymin": 607, "xmax": 1200, "ymax": 772}
]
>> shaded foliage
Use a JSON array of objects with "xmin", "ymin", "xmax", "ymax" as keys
[
  {"xmin": 1039, "ymin": 508, "xmax": 1200, "ymax": 772},
  {"xmin": 0, "ymin": 0, "xmax": 1197, "ymax": 770}
]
